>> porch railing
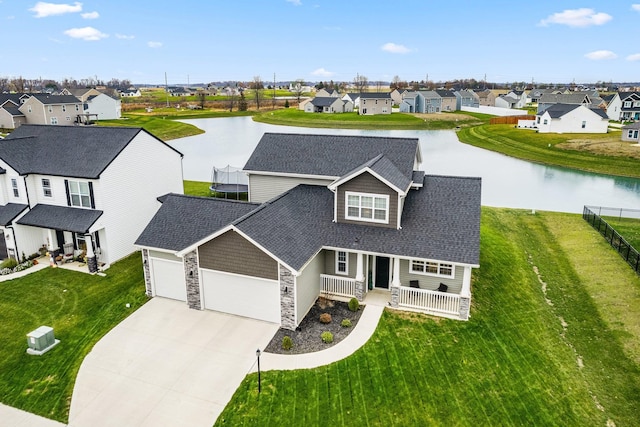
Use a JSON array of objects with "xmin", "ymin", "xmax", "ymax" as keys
[
  {"xmin": 398, "ymin": 286, "xmax": 460, "ymax": 316},
  {"xmin": 320, "ymin": 274, "xmax": 356, "ymax": 298}
]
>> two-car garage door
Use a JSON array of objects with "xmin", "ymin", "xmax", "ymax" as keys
[{"xmin": 201, "ymin": 270, "xmax": 280, "ymax": 324}]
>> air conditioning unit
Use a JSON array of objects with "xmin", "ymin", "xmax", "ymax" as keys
[{"xmin": 26, "ymin": 326, "xmax": 60, "ymax": 355}]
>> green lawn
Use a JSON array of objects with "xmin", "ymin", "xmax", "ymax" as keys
[
  {"xmin": 0, "ymin": 253, "xmax": 148, "ymax": 422},
  {"xmin": 97, "ymin": 115, "xmax": 204, "ymax": 141},
  {"xmin": 603, "ymin": 216, "xmax": 640, "ymax": 250},
  {"xmin": 253, "ymin": 108, "xmax": 490, "ymax": 130},
  {"xmin": 216, "ymin": 208, "xmax": 640, "ymax": 426},
  {"xmin": 183, "ymin": 180, "xmax": 247, "ymax": 200},
  {"xmin": 457, "ymin": 124, "xmax": 640, "ymax": 179}
]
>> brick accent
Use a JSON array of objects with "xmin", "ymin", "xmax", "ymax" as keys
[
  {"xmin": 355, "ymin": 279, "xmax": 365, "ymax": 302},
  {"xmin": 184, "ymin": 250, "xmax": 201, "ymax": 310},
  {"xmin": 459, "ymin": 296, "xmax": 470, "ymax": 320},
  {"xmin": 142, "ymin": 249, "xmax": 152, "ymax": 296},
  {"xmin": 390, "ymin": 285, "xmax": 399, "ymax": 308},
  {"xmin": 279, "ymin": 265, "xmax": 295, "ymax": 330}
]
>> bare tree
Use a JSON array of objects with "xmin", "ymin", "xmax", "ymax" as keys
[
  {"xmin": 251, "ymin": 76, "xmax": 263, "ymax": 110},
  {"xmin": 291, "ymin": 78, "xmax": 305, "ymax": 104},
  {"xmin": 10, "ymin": 76, "xmax": 25, "ymax": 92},
  {"xmin": 354, "ymin": 74, "xmax": 368, "ymax": 93},
  {"xmin": 0, "ymin": 77, "xmax": 10, "ymax": 93}
]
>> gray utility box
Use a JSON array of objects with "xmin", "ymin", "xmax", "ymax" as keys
[{"xmin": 26, "ymin": 326, "xmax": 60, "ymax": 356}]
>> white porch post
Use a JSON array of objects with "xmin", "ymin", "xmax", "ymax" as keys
[
  {"xmin": 390, "ymin": 256, "xmax": 401, "ymax": 307},
  {"xmin": 354, "ymin": 252, "xmax": 365, "ymax": 302},
  {"xmin": 459, "ymin": 266, "xmax": 472, "ymax": 320},
  {"xmin": 47, "ymin": 229, "xmax": 55, "ymax": 251},
  {"xmin": 85, "ymin": 234, "xmax": 94, "ymax": 258}
]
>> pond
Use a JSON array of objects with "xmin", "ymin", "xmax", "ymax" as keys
[{"xmin": 169, "ymin": 117, "xmax": 640, "ymax": 214}]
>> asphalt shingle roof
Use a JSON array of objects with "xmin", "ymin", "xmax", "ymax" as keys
[
  {"xmin": 337, "ymin": 154, "xmax": 411, "ymax": 191},
  {"xmin": 541, "ymin": 103, "xmax": 608, "ymax": 119},
  {"xmin": 2, "ymin": 106, "xmax": 24, "ymax": 116},
  {"xmin": 0, "ymin": 203, "xmax": 27, "ymax": 226},
  {"xmin": 30, "ymin": 94, "xmax": 81, "ymax": 104},
  {"xmin": 243, "ymin": 133, "xmax": 419, "ymax": 180},
  {"xmin": 17, "ymin": 204, "xmax": 103, "ymax": 233},
  {"xmin": 435, "ymin": 90, "xmax": 456, "ymax": 98},
  {"xmin": 135, "ymin": 194, "xmax": 259, "ymax": 251},
  {"xmin": 1, "ymin": 125, "xmax": 181, "ymax": 179},
  {"xmin": 359, "ymin": 93, "xmax": 391, "ymax": 99},
  {"xmin": 310, "ymin": 97, "xmax": 339, "ymax": 107}
]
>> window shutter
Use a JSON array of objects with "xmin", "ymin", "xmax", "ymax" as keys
[
  {"xmin": 93, "ymin": 231, "xmax": 100, "ymax": 250},
  {"xmin": 64, "ymin": 179, "xmax": 71, "ymax": 206},
  {"xmin": 88, "ymin": 182, "xmax": 95, "ymax": 209}
]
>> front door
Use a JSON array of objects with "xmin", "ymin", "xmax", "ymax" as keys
[{"xmin": 375, "ymin": 257, "xmax": 390, "ymax": 289}]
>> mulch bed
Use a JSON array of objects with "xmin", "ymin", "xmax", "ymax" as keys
[{"xmin": 265, "ymin": 297, "xmax": 364, "ymax": 355}]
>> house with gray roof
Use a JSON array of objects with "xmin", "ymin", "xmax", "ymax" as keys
[
  {"xmin": 537, "ymin": 92, "xmax": 592, "ymax": 114},
  {"xmin": 622, "ymin": 122, "xmax": 640, "ymax": 143},
  {"xmin": 304, "ymin": 96, "xmax": 353, "ymax": 113},
  {"xmin": 454, "ymin": 90, "xmax": 479, "ymax": 109},
  {"xmin": 435, "ymin": 90, "xmax": 457, "ymax": 111},
  {"xmin": 18, "ymin": 94, "xmax": 83, "ymax": 126},
  {"xmin": 358, "ymin": 93, "xmax": 392, "ymax": 115},
  {"xmin": 0, "ymin": 99, "xmax": 26, "ymax": 130},
  {"xmin": 535, "ymin": 103, "xmax": 608, "ymax": 133},
  {"xmin": 136, "ymin": 133, "xmax": 481, "ymax": 329},
  {"xmin": 608, "ymin": 92, "xmax": 640, "ymax": 121},
  {"xmin": 0, "ymin": 124, "xmax": 183, "ymax": 272}
]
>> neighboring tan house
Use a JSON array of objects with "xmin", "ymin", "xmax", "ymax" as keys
[
  {"xmin": 359, "ymin": 93, "xmax": 392, "ymax": 115},
  {"xmin": 0, "ymin": 99, "xmax": 26, "ymax": 130},
  {"xmin": 0, "ymin": 125, "xmax": 183, "ymax": 272},
  {"xmin": 304, "ymin": 97, "xmax": 353, "ymax": 113},
  {"xmin": 18, "ymin": 94, "xmax": 83, "ymax": 126},
  {"xmin": 298, "ymin": 98, "xmax": 313, "ymax": 111},
  {"xmin": 61, "ymin": 88, "xmax": 102, "ymax": 102},
  {"xmin": 389, "ymin": 89, "xmax": 403, "ymax": 105},
  {"xmin": 435, "ymin": 90, "xmax": 457, "ymax": 111},
  {"xmin": 83, "ymin": 93, "xmax": 122, "ymax": 120},
  {"xmin": 315, "ymin": 88, "xmax": 340, "ymax": 98},
  {"xmin": 136, "ymin": 133, "xmax": 481, "ymax": 328},
  {"xmin": 475, "ymin": 89, "xmax": 496, "ymax": 107},
  {"xmin": 622, "ymin": 122, "xmax": 640, "ymax": 143},
  {"xmin": 537, "ymin": 93, "xmax": 592, "ymax": 114},
  {"xmin": 342, "ymin": 93, "xmax": 361, "ymax": 109},
  {"xmin": 535, "ymin": 104, "xmax": 608, "ymax": 134}
]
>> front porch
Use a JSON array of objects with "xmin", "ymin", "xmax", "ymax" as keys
[{"xmin": 318, "ymin": 251, "xmax": 472, "ymax": 320}]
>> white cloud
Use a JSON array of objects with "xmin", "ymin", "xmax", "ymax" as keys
[
  {"xmin": 311, "ymin": 67, "xmax": 334, "ymax": 77},
  {"xmin": 30, "ymin": 2, "xmax": 82, "ymax": 18},
  {"xmin": 286, "ymin": 0, "xmax": 302, "ymax": 5},
  {"xmin": 627, "ymin": 53, "xmax": 640, "ymax": 61},
  {"xmin": 539, "ymin": 8, "xmax": 612, "ymax": 27},
  {"xmin": 632, "ymin": 4, "xmax": 640, "ymax": 12},
  {"xmin": 115, "ymin": 33, "xmax": 135, "ymax": 40},
  {"xmin": 147, "ymin": 41, "xmax": 162, "ymax": 48},
  {"xmin": 584, "ymin": 50, "xmax": 617, "ymax": 60},
  {"xmin": 381, "ymin": 42, "xmax": 410, "ymax": 54},
  {"xmin": 63, "ymin": 26, "xmax": 107, "ymax": 41},
  {"xmin": 81, "ymin": 11, "xmax": 99, "ymax": 19}
]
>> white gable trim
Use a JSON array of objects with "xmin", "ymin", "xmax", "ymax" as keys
[
  {"xmin": 244, "ymin": 170, "xmax": 338, "ymax": 181},
  {"xmin": 328, "ymin": 167, "xmax": 407, "ymax": 196}
]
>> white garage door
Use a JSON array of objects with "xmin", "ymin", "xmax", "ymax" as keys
[
  {"xmin": 151, "ymin": 258, "xmax": 187, "ymax": 302},
  {"xmin": 202, "ymin": 269, "xmax": 280, "ymax": 324}
]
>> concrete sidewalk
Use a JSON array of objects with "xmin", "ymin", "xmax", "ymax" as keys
[{"xmin": 0, "ymin": 403, "xmax": 66, "ymax": 427}]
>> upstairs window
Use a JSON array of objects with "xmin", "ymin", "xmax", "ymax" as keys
[
  {"xmin": 11, "ymin": 178, "xmax": 19, "ymax": 198},
  {"xmin": 346, "ymin": 192, "xmax": 389, "ymax": 224},
  {"xmin": 581, "ymin": 121, "xmax": 586, "ymax": 129},
  {"xmin": 68, "ymin": 180, "xmax": 91, "ymax": 208},
  {"xmin": 42, "ymin": 178, "xmax": 52, "ymax": 197},
  {"xmin": 624, "ymin": 101, "xmax": 632, "ymax": 108}
]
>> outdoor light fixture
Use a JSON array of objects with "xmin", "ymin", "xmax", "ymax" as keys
[{"xmin": 256, "ymin": 348, "xmax": 262, "ymax": 393}]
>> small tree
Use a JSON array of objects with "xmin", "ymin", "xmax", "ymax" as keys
[
  {"xmin": 238, "ymin": 90, "xmax": 248, "ymax": 111},
  {"xmin": 284, "ymin": 99, "xmax": 290, "ymax": 108}
]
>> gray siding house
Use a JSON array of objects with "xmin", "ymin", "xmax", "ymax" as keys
[{"xmin": 137, "ymin": 133, "xmax": 482, "ymax": 329}]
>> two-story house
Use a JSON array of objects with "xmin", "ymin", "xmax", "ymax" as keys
[
  {"xmin": 607, "ymin": 92, "xmax": 640, "ymax": 121},
  {"xmin": 0, "ymin": 96, "xmax": 27, "ymax": 130},
  {"xmin": 0, "ymin": 125, "xmax": 183, "ymax": 272},
  {"xmin": 358, "ymin": 93, "xmax": 392, "ymax": 115},
  {"xmin": 18, "ymin": 94, "xmax": 83, "ymax": 126},
  {"xmin": 435, "ymin": 90, "xmax": 457, "ymax": 111},
  {"xmin": 136, "ymin": 133, "xmax": 481, "ymax": 329}
]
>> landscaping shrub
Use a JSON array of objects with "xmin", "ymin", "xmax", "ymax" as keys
[
  {"xmin": 0, "ymin": 258, "xmax": 18, "ymax": 270},
  {"xmin": 282, "ymin": 336, "xmax": 293, "ymax": 351},
  {"xmin": 348, "ymin": 297, "xmax": 360, "ymax": 312},
  {"xmin": 321, "ymin": 331, "xmax": 333, "ymax": 343},
  {"xmin": 341, "ymin": 319, "xmax": 352, "ymax": 328},
  {"xmin": 319, "ymin": 312, "xmax": 332, "ymax": 323}
]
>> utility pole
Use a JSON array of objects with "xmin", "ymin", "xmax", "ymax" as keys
[
  {"xmin": 165, "ymin": 72, "xmax": 169, "ymax": 108},
  {"xmin": 273, "ymin": 72, "xmax": 276, "ymax": 109}
]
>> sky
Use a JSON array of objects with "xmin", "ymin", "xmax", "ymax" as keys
[{"xmin": 1, "ymin": 0, "xmax": 639, "ymax": 85}]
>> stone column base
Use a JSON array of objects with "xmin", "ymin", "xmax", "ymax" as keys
[
  {"xmin": 390, "ymin": 286, "xmax": 400, "ymax": 308},
  {"xmin": 459, "ymin": 296, "xmax": 470, "ymax": 320},
  {"xmin": 355, "ymin": 280, "xmax": 365, "ymax": 302}
]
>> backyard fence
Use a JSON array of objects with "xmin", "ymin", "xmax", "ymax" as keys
[
  {"xmin": 583, "ymin": 206, "xmax": 640, "ymax": 275},
  {"xmin": 489, "ymin": 115, "xmax": 535, "ymax": 125}
]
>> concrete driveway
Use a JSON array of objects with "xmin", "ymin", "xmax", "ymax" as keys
[{"xmin": 68, "ymin": 298, "xmax": 279, "ymax": 427}]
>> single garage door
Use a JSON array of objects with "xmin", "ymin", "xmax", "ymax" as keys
[
  {"xmin": 151, "ymin": 258, "xmax": 187, "ymax": 302},
  {"xmin": 202, "ymin": 269, "xmax": 280, "ymax": 324}
]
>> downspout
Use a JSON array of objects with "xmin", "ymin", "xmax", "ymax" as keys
[
  {"xmin": 7, "ymin": 225, "xmax": 19, "ymax": 261},
  {"xmin": 22, "ymin": 175, "xmax": 31, "ymax": 208}
]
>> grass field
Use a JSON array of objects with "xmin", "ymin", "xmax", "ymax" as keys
[
  {"xmin": 97, "ymin": 115, "xmax": 204, "ymax": 141},
  {"xmin": 215, "ymin": 208, "xmax": 640, "ymax": 426},
  {"xmin": 253, "ymin": 108, "xmax": 490, "ymax": 130},
  {"xmin": 603, "ymin": 216, "xmax": 640, "ymax": 249},
  {"xmin": 457, "ymin": 124, "xmax": 640, "ymax": 179},
  {"xmin": 0, "ymin": 254, "xmax": 147, "ymax": 422}
]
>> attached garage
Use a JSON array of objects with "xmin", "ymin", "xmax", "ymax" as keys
[
  {"xmin": 201, "ymin": 269, "xmax": 280, "ymax": 323},
  {"xmin": 150, "ymin": 256, "xmax": 187, "ymax": 302}
]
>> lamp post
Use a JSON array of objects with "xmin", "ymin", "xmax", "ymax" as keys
[{"xmin": 256, "ymin": 348, "xmax": 261, "ymax": 393}]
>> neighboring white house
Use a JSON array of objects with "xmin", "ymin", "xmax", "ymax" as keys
[
  {"xmin": 304, "ymin": 97, "xmax": 353, "ymax": 113},
  {"xmin": 622, "ymin": 122, "xmax": 640, "ymax": 143},
  {"xmin": 120, "ymin": 89, "xmax": 142, "ymax": 97},
  {"xmin": 84, "ymin": 93, "xmax": 122, "ymax": 120},
  {"xmin": 535, "ymin": 104, "xmax": 609, "ymax": 134},
  {"xmin": 0, "ymin": 125, "xmax": 183, "ymax": 272}
]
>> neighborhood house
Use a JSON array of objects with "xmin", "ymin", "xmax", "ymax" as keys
[{"xmin": 136, "ymin": 133, "xmax": 481, "ymax": 329}]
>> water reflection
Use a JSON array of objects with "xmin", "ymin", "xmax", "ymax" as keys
[{"xmin": 169, "ymin": 117, "xmax": 640, "ymax": 214}]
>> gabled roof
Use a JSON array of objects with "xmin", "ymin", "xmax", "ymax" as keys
[
  {"xmin": 359, "ymin": 92, "xmax": 391, "ymax": 99},
  {"xmin": 619, "ymin": 92, "xmax": 640, "ymax": 101},
  {"xmin": 0, "ymin": 203, "xmax": 28, "ymax": 226},
  {"xmin": 329, "ymin": 154, "xmax": 411, "ymax": 194},
  {"xmin": 1, "ymin": 124, "xmax": 182, "ymax": 179},
  {"xmin": 0, "ymin": 94, "xmax": 23, "ymax": 106},
  {"xmin": 343, "ymin": 93, "xmax": 360, "ymax": 101},
  {"xmin": 135, "ymin": 194, "xmax": 259, "ymax": 251},
  {"xmin": 243, "ymin": 133, "xmax": 420, "ymax": 180},
  {"xmin": 539, "ymin": 103, "xmax": 608, "ymax": 119},
  {"xmin": 16, "ymin": 204, "xmax": 103, "ymax": 233},
  {"xmin": 539, "ymin": 93, "xmax": 590, "ymax": 105},
  {"xmin": 310, "ymin": 97, "xmax": 340, "ymax": 107},
  {"xmin": 28, "ymin": 94, "xmax": 81, "ymax": 105},
  {"xmin": 2, "ymin": 105, "xmax": 24, "ymax": 116},
  {"xmin": 435, "ymin": 90, "xmax": 456, "ymax": 98},
  {"xmin": 418, "ymin": 90, "xmax": 440, "ymax": 99}
]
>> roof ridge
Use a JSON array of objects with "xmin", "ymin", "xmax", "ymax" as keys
[
  {"xmin": 424, "ymin": 174, "xmax": 482, "ymax": 181},
  {"xmin": 168, "ymin": 192, "xmax": 259, "ymax": 205}
]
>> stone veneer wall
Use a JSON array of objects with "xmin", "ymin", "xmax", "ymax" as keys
[
  {"xmin": 390, "ymin": 285, "xmax": 399, "ymax": 308},
  {"xmin": 184, "ymin": 250, "xmax": 201, "ymax": 310},
  {"xmin": 142, "ymin": 249, "xmax": 152, "ymax": 296},
  {"xmin": 355, "ymin": 279, "xmax": 365, "ymax": 302},
  {"xmin": 459, "ymin": 296, "xmax": 470, "ymax": 320},
  {"xmin": 279, "ymin": 265, "xmax": 296, "ymax": 330}
]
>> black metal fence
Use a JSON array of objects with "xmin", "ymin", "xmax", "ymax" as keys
[{"xmin": 583, "ymin": 206, "xmax": 640, "ymax": 275}]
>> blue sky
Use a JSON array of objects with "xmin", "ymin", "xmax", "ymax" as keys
[{"xmin": 1, "ymin": 0, "xmax": 639, "ymax": 85}]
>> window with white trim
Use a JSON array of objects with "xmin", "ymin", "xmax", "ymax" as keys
[
  {"xmin": 68, "ymin": 180, "xmax": 91, "ymax": 208},
  {"xmin": 411, "ymin": 260, "xmax": 454, "ymax": 278},
  {"xmin": 336, "ymin": 251, "xmax": 348, "ymax": 275},
  {"xmin": 42, "ymin": 178, "xmax": 52, "ymax": 197},
  {"xmin": 11, "ymin": 178, "xmax": 19, "ymax": 197},
  {"xmin": 346, "ymin": 192, "xmax": 389, "ymax": 223},
  {"xmin": 635, "ymin": 101, "xmax": 640, "ymax": 107},
  {"xmin": 50, "ymin": 117, "xmax": 58, "ymax": 125},
  {"xmin": 581, "ymin": 121, "xmax": 586, "ymax": 129},
  {"xmin": 624, "ymin": 101, "xmax": 632, "ymax": 108}
]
